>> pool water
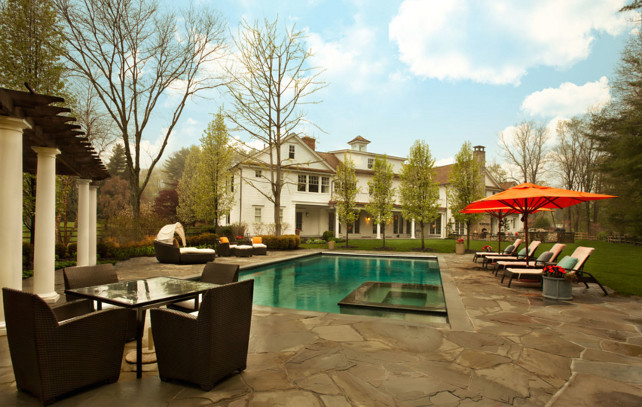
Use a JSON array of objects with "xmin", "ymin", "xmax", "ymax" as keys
[{"xmin": 239, "ymin": 254, "xmax": 442, "ymax": 315}]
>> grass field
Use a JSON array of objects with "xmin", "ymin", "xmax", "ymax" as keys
[{"xmin": 301, "ymin": 238, "xmax": 642, "ymax": 297}]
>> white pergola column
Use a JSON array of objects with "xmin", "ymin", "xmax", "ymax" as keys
[
  {"xmin": 88, "ymin": 186, "xmax": 98, "ymax": 265},
  {"xmin": 411, "ymin": 219, "xmax": 416, "ymax": 239},
  {"xmin": 76, "ymin": 179, "xmax": 91, "ymax": 267},
  {"xmin": 32, "ymin": 147, "xmax": 61, "ymax": 302},
  {"xmin": 0, "ymin": 117, "xmax": 31, "ymax": 332},
  {"xmin": 376, "ymin": 223, "xmax": 381, "ymax": 239}
]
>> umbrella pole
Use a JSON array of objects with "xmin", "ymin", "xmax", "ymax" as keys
[
  {"xmin": 497, "ymin": 212, "xmax": 502, "ymax": 253},
  {"xmin": 524, "ymin": 214, "xmax": 529, "ymax": 266}
]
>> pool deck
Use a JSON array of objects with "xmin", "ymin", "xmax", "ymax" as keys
[{"xmin": 2, "ymin": 249, "xmax": 642, "ymax": 406}]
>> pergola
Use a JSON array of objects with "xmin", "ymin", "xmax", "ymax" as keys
[{"xmin": 0, "ymin": 87, "xmax": 109, "ymax": 331}]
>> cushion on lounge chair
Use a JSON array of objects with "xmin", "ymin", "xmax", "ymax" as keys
[
  {"xmin": 557, "ymin": 256, "xmax": 578, "ymax": 270},
  {"xmin": 252, "ymin": 236, "xmax": 262, "ymax": 244},
  {"xmin": 517, "ymin": 248, "xmax": 527, "ymax": 256},
  {"xmin": 503, "ymin": 245, "xmax": 514, "ymax": 254},
  {"xmin": 220, "ymin": 236, "xmax": 229, "ymax": 244},
  {"xmin": 536, "ymin": 251, "xmax": 553, "ymax": 263}
]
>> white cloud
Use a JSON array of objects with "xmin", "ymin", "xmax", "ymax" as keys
[
  {"xmin": 521, "ymin": 76, "xmax": 612, "ymax": 117},
  {"xmin": 389, "ymin": 0, "xmax": 635, "ymax": 85},
  {"xmin": 307, "ymin": 15, "xmax": 387, "ymax": 93}
]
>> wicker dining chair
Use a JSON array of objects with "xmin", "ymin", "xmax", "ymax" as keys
[
  {"xmin": 63, "ymin": 264, "xmax": 137, "ymax": 341},
  {"xmin": 150, "ymin": 279, "xmax": 254, "ymax": 391},
  {"xmin": 168, "ymin": 262, "xmax": 240, "ymax": 313},
  {"xmin": 2, "ymin": 288, "xmax": 128, "ymax": 405}
]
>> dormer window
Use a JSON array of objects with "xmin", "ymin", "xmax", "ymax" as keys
[
  {"xmin": 289, "ymin": 145, "xmax": 295, "ymax": 159},
  {"xmin": 367, "ymin": 158, "xmax": 374, "ymax": 169}
]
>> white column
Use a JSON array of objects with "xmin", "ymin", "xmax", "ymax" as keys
[
  {"xmin": 334, "ymin": 212, "xmax": 339, "ymax": 237},
  {"xmin": 0, "ymin": 117, "xmax": 31, "ymax": 333},
  {"xmin": 32, "ymin": 147, "xmax": 61, "ymax": 302},
  {"xmin": 77, "ymin": 179, "xmax": 91, "ymax": 266},
  {"xmin": 88, "ymin": 186, "xmax": 98, "ymax": 265},
  {"xmin": 411, "ymin": 219, "xmax": 416, "ymax": 239},
  {"xmin": 376, "ymin": 222, "xmax": 381, "ymax": 239}
]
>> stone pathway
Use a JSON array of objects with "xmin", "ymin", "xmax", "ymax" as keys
[{"xmin": 1, "ymin": 251, "xmax": 641, "ymax": 406}]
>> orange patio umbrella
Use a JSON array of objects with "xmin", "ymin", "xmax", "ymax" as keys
[{"xmin": 463, "ymin": 183, "xmax": 617, "ymax": 264}]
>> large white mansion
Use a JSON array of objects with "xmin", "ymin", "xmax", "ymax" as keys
[{"xmin": 226, "ymin": 135, "xmax": 521, "ymax": 239}]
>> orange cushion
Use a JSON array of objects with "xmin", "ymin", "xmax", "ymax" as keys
[
  {"xmin": 252, "ymin": 236, "xmax": 262, "ymax": 244},
  {"xmin": 219, "ymin": 237, "xmax": 229, "ymax": 244}
]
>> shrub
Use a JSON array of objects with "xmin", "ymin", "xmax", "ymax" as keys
[
  {"xmin": 55, "ymin": 243, "xmax": 68, "ymax": 259},
  {"xmin": 67, "ymin": 242, "xmax": 77, "ymax": 258},
  {"xmin": 322, "ymin": 230, "xmax": 334, "ymax": 241},
  {"xmin": 187, "ymin": 232, "xmax": 218, "ymax": 248},
  {"xmin": 218, "ymin": 225, "xmax": 234, "ymax": 240},
  {"xmin": 23, "ymin": 242, "xmax": 34, "ymax": 271},
  {"xmin": 102, "ymin": 204, "xmax": 165, "ymax": 245}
]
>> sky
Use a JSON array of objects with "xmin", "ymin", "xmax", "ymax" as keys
[{"xmin": 142, "ymin": 0, "xmax": 640, "ymax": 172}]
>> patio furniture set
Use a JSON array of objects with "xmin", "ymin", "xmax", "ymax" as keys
[{"xmin": 3, "ymin": 262, "xmax": 253, "ymax": 405}]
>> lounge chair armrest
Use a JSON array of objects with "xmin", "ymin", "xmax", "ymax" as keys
[{"xmin": 53, "ymin": 299, "xmax": 94, "ymax": 321}]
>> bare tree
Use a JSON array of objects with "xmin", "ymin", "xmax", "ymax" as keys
[
  {"xmin": 225, "ymin": 17, "xmax": 324, "ymax": 236},
  {"xmin": 69, "ymin": 79, "xmax": 116, "ymax": 156},
  {"xmin": 55, "ymin": 0, "xmax": 227, "ymax": 218},
  {"xmin": 499, "ymin": 121, "xmax": 550, "ymax": 184}
]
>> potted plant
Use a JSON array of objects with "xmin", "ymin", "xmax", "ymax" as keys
[
  {"xmin": 542, "ymin": 265, "xmax": 576, "ymax": 300},
  {"xmin": 455, "ymin": 238, "xmax": 465, "ymax": 255}
]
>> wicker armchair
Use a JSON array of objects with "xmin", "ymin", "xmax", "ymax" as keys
[
  {"xmin": 63, "ymin": 264, "xmax": 137, "ymax": 341},
  {"xmin": 168, "ymin": 262, "xmax": 240, "ymax": 313},
  {"xmin": 150, "ymin": 279, "xmax": 254, "ymax": 391},
  {"xmin": 2, "ymin": 288, "xmax": 128, "ymax": 405}
]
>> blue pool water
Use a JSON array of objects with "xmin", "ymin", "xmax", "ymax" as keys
[{"xmin": 238, "ymin": 254, "xmax": 442, "ymax": 314}]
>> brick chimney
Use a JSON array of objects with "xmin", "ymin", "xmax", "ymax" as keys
[
  {"xmin": 473, "ymin": 145, "xmax": 485, "ymax": 166},
  {"xmin": 301, "ymin": 136, "xmax": 316, "ymax": 151}
]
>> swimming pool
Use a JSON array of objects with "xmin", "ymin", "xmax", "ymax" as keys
[{"xmin": 239, "ymin": 253, "xmax": 445, "ymax": 321}]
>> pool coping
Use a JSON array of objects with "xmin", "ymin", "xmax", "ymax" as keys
[{"xmin": 238, "ymin": 250, "xmax": 474, "ymax": 331}]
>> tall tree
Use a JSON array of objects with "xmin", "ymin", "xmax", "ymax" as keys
[
  {"xmin": 365, "ymin": 156, "xmax": 394, "ymax": 248},
  {"xmin": 499, "ymin": 121, "xmax": 550, "ymax": 184},
  {"xmin": 176, "ymin": 146, "xmax": 202, "ymax": 225},
  {"xmin": 448, "ymin": 142, "xmax": 484, "ymax": 250},
  {"xmin": 163, "ymin": 147, "xmax": 192, "ymax": 189},
  {"xmin": 590, "ymin": 30, "xmax": 642, "ymax": 235},
  {"xmin": 399, "ymin": 140, "xmax": 440, "ymax": 250},
  {"xmin": 0, "ymin": 0, "xmax": 66, "ymax": 94},
  {"xmin": 334, "ymin": 155, "xmax": 359, "ymax": 248},
  {"xmin": 106, "ymin": 144, "xmax": 128, "ymax": 178},
  {"xmin": 226, "ymin": 18, "xmax": 324, "ymax": 236},
  {"xmin": 177, "ymin": 112, "xmax": 235, "ymax": 228},
  {"xmin": 55, "ymin": 0, "xmax": 227, "ymax": 218}
]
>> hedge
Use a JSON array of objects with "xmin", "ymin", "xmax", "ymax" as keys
[{"xmin": 259, "ymin": 234, "xmax": 300, "ymax": 250}]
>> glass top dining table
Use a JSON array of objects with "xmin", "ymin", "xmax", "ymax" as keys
[{"xmin": 66, "ymin": 276, "xmax": 218, "ymax": 377}]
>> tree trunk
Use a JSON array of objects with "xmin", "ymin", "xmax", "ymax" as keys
[
  {"xmin": 344, "ymin": 223, "xmax": 349, "ymax": 248},
  {"xmin": 466, "ymin": 220, "xmax": 471, "ymax": 250},
  {"xmin": 382, "ymin": 223, "xmax": 386, "ymax": 248},
  {"xmin": 420, "ymin": 221, "xmax": 425, "ymax": 250}
]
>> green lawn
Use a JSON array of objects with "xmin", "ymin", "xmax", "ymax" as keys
[{"xmin": 301, "ymin": 238, "xmax": 642, "ymax": 297}]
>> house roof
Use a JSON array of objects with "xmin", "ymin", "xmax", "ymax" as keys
[
  {"xmin": 0, "ymin": 87, "xmax": 109, "ymax": 180},
  {"xmin": 347, "ymin": 135, "xmax": 370, "ymax": 145}
]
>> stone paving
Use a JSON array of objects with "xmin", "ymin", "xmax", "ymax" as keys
[{"xmin": 1, "ymin": 250, "xmax": 642, "ymax": 406}]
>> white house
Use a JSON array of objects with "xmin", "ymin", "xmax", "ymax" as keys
[{"xmin": 227, "ymin": 135, "xmax": 520, "ymax": 239}]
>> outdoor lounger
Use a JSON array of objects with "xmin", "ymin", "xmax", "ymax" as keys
[
  {"xmin": 482, "ymin": 240, "xmax": 541, "ymax": 270},
  {"xmin": 501, "ymin": 246, "xmax": 606, "ymax": 295},
  {"xmin": 493, "ymin": 243, "xmax": 566, "ymax": 274},
  {"xmin": 473, "ymin": 238, "xmax": 522, "ymax": 263}
]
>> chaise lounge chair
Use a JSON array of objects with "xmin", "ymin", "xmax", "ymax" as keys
[
  {"xmin": 502, "ymin": 247, "xmax": 605, "ymax": 295},
  {"xmin": 493, "ymin": 243, "xmax": 566, "ymax": 275},
  {"xmin": 154, "ymin": 222, "xmax": 216, "ymax": 264},
  {"xmin": 482, "ymin": 240, "xmax": 541, "ymax": 270},
  {"xmin": 473, "ymin": 238, "xmax": 522, "ymax": 263}
]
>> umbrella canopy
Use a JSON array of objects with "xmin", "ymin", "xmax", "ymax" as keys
[
  {"xmin": 155, "ymin": 222, "xmax": 187, "ymax": 247},
  {"xmin": 463, "ymin": 183, "xmax": 617, "ymax": 264}
]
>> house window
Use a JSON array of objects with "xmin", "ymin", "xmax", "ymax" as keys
[
  {"xmin": 289, "ymin": 145, "xmax": 295, "ymax": 159},
  {"xmin": 229, "ymin": 175, "xmax": 234, "ymax": 192},
  {"xmin": 255, "ymin": 169, "xmax": 262, "ymax": 177},
  {"xmin": 296, "ymin": 212, "xmax": 303, "ymax": 231},
  {"xmin": 298, "ymin": 175, "xmax": 307, "ymax": 191},
  {"xmin": 309, "ymin": 176, "xmax": 319, "ymax": 192},
  {"xmin": 367, "ymin": 158, "xmax": 374, "ymax": 169},
  {"xmin": 254, "ymin": 207, "xmax": 262, "ymax": 223},
  {"xmin": 321, "ymin": 177, "xmax": 329, "ymax": 193}
]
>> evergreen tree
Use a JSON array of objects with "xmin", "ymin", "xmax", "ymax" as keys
[
  {"xmin": 163, "ymin": 147, "xmax": 192, "ymax": 188},
  {"xmin": 334, "ymin": 154, "xmax": 359, "ymax": 248},
  {"xmin": 366, "ymin": 156, "xmax": 395, "ymax": 248},
  {"xmin": 399, "ymin": 141, "xmax": 440, "ymax": 250},
  {"xmin": 447, "ymin": 142, "xmax": 484, "ymax": 249},
  {"xmin": 107, "ymin": 144, "xmax": 128, "ymax": 178}
]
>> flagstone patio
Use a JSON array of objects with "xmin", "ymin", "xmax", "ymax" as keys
[{"xmin": 1, "ymin": 250, "xmax": 641, "ymax": 406}]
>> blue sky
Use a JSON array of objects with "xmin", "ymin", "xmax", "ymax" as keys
[{"xmin": 145, "ymin": 0, "xmax": 639, "ymax": 170}]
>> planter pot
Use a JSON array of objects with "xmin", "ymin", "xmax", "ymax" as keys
[
  {"xmin": 455, "ymin": 243, "xmax": 465, "ymax": 255},
  {"xmin": 328, "ymin": 241, "xmax": 335, "ymax": 250},
  {"xmin": 542, "ymin": 276, "xmax": 572, "ymax": 300}
]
